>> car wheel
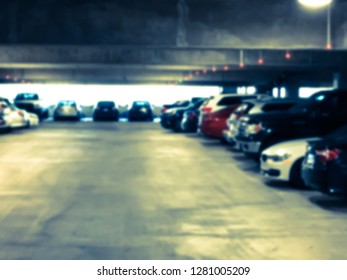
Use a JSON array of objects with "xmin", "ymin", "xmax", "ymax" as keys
[
  {"xmin": 289, "ymin": 158, "xmax": 306, "ymax": 188},
  {"xmin": 220, "ymin": 137, "xmax": 228, "ymax": 145},
  {"xmin": 173, "ymin": 120, "xmax": 182, "ymax": 132}
]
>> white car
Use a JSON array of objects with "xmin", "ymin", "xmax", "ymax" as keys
[
  {"xmin": 0, "ymin": 98, "xmax": 29, "ymax": 129},
  {"xmin": 260, "ymin": 138, "xmax": 319, "ymax": 187}
]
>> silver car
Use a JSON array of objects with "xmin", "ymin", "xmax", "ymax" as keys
[{"xmin": 53, "ymin": 100, "xmax": 82, "ymax": 121}]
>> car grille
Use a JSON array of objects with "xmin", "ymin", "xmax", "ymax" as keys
[{"xmin": 261, "ymin": 154, "xmax": 268, "ymax": 162}]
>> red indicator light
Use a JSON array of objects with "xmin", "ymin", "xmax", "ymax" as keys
[
  {"xmin": 285, "ymin": 52, "xmax": 291, "ymax": 60},
  {"xmin": 239, "ymin": 63, "xmax": 245, "ymax": 68},
  {"xmin": 223, "ymin": 65, "xmax": 230, "ymax": 71},
  {"xmin": 212, "ymin": 67, "xmax": 217, "ymax": 72},
  {"xmin": 258, "ymin": 58, "xmax": 264, "ymax": 64}
]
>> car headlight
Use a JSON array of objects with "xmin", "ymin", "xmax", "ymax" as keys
[
  {"xmin": 267, "ymin": 151, "xmax": 292, "ymax": 162},
  {"xmin": 246, "ymin": 123, "xmax": 262, "ymax": 135}
]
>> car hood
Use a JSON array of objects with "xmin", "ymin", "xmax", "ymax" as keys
[
  {"xmin": 244, "ymin": 111, "xmax": 305, "ymax": 124},
  {"xmin": 262, "ymin": 137, "xmax": 321, "ymax": 157}
]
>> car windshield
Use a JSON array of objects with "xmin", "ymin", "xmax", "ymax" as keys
[
  {"xmin": 97, "ymin": 101, "xmax": 115, "ymax": 107},
  {"xmin": 133, "ymin": 101, "xmax": 150, "ymax": 107},
  {"xmin": 262, "ymin": 102, "xmax": 296, "ymax": 112},
  {"xmin": 0, "ymin": 98, "xmax": 12, "ymax": 107},
  {"xmin": 235, "ymin": 103, "xmax": 253, "ymax": 113},
  {"xmin": 288, "ymin": 92, "xmax": 328, "ymax": 114},
  {"xmin": 58, "ymin": 101, "xmax": 76, "ymax": 106}
]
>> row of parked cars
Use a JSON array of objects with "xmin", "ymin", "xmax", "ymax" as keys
[
  {"xmin": 53, "ymin": 100, "xmax": 155, "ymax": 121},
  {"xmin": 4, "ymin": 93, "xmax": 156, "ymax": 122},
  {"xmin": 160, "ymin": 90, "xmax": 347, "ymax": 197}
]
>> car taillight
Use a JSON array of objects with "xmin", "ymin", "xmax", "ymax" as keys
[
  {"xmin": 316, "ymin": 149, "xmax": 341, "ymax": 163},
  {"xmin": 18, "ymin": 111, "xmax": 24, "ymax": 117},
  {"xmin": 201, "ymin": 107, "xmax": 212, "ymax": 113},
  {"xmin": 162, "ymin": 107, "xmax": 168, "ymax": 113}
]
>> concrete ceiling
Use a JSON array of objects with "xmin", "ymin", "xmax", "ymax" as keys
[{"xmin": 0, "ymin": 45, "xmax": 345, "ymax": 87}]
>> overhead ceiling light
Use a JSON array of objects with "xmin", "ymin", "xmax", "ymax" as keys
[{"xmin": 298, "ymin": 0, "xmax": 333, "ymax": 9}]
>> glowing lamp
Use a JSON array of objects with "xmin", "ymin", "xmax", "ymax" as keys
[{"xmin": 298, "ymin": 0, "xmax": 333, "ymax": 9}]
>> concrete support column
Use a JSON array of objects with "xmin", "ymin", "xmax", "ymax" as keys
[
  {"xmin": 285, "ymin": 83, "xmax": 300, "ymax": 99},
  {"xmin": 256, "ymin": 84, "xmax": 273, "ymax": 96},
  {"xmin": 333, "ymin": 71, "xmax": 347, "ymax": 90},
  {"xmin": 221, "ymin": 86, "xmax": 238, "ymax": 94}
]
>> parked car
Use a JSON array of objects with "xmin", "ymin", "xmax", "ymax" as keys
[
  {"xmin": 181, "ymin": 107, "xmax": 201, "ymax": 133},
  {"xmin": 161, "ymin": 100, "xmax": 190, "ymax": 114},
  {"xmin": 161, "ymin": 98, "xmax": 206, "ymax": 131},
  {"xmin": 0, "ymin": 98, "xmax": 29, "ymax": 129},
  {"xmin": 53, "ymin": 100, "xmax": 82, "ymax": 121},
  {"xmin": 128, "ymin": 101, "xmax": 153, "ymax": 121},
  {"xmin": 236, "ymin": 90, "xmax": 347, "ymax": 158},
  {"xmin": 302, "ymin": 126, "xmax": 347, "ymax": 195},
  {"xmin": 14, "ymin": 93, "xmax": 49, "ymax": 120},
  {"xmin": 261, "ymin": 137, "xmax": 319, "ymax": 187},
  {"xmin": 93, "ymin": 101, "xmax": 119, "ymax": 121},
  {"xmin": 198, "ymin": 94, "xmax": 257, "ymax": 139},
  {"xmin": 223, "ymin": 98, "xmax": 300, "ymax": 145},
  {"xmin": 0, "ymin": 114, "xmax": 10, "ymax": 132}
]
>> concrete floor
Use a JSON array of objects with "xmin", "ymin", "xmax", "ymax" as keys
[{"xmin": 1, "ymin": 121, "xmax": 347, "ymax": 260}]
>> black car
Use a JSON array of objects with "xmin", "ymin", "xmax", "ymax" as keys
[
  {"xmin": 161, "ymin": 100, "xmax": 190, "ymax": 114},
  {"xmin": 93, "ymin": 101, "xmax": 119, "ymax": 121},
  {"xmin": 302, "ymin": 126, "xmax": 347, "ymax": 195},
  {"xmin": 236, "ymin": 90, "xmax": 347, "ymax": 157},
  {"xmin": 14, "ymin": 93, "xmax": 49, "ymax": 120},
  {"xmin": 161, "ymin": 98, "xmax": 206, "ymax": 132},
  {"xmin": 181, "ymin": 108, "xmax": 200, "ymax": 133},
  {"xmin": 128, "ymin": 101, "xmax": 153, "ymax": 122}
]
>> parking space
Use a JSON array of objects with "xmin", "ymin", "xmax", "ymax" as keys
[{"xmin": 0, "ymin": 122, "xmax": 347, "ymax": 260}]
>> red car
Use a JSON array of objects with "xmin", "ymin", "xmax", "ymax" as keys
[{"xmin": 199, "ymin": 94, "xmax": 256, "ymax": 139}]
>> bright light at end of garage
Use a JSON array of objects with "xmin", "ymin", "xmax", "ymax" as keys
[
  {"xmin": 298, "ymin": 0, "xmax": 333, "ymax": 9},
  {"xmin": 0, "ymin": 84, "xmax": 221, "ymax": 107},
  {"xmin": 237, "ymin": 86, "xmax": 256, "ymax": 95}
]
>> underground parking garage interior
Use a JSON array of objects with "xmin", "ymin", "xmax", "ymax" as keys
[{"xmin": 2, "ymin": 0, "xmax": 347, "ymax": 267}]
